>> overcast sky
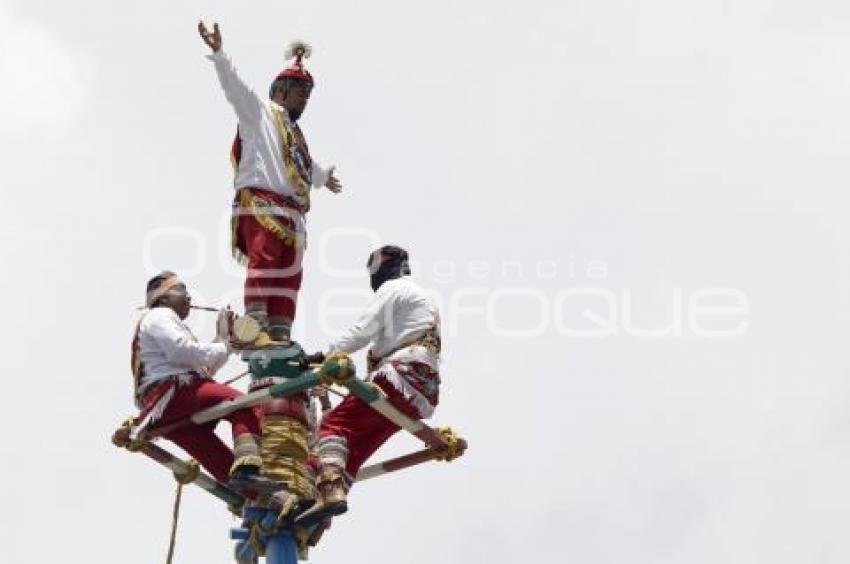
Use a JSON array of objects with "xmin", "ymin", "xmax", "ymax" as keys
[{"xmin": 3, "ymin": 0, "xmax": 850, "ymax": 562}]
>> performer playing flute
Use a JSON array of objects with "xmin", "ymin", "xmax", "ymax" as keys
[{"xmin": 130, "ymin": 271, "xmax": 264, "ymax": 484}]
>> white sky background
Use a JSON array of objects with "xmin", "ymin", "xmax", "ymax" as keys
[{"xmin": 2, "ymin": 0, "xmax": 850, "ymax": 562}]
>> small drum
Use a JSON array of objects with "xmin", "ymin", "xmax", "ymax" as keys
[{"xmin": 232, "ymin": 315, "xmax": 262, "ymax": 344}]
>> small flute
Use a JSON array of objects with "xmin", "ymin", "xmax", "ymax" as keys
[
  {"xmin": 190, "ymin": 305, "xmax": 221, "ymax": 312},
  {"xmin": 137, "ymin": 305, "xmax": 223, "ymax": 312}
]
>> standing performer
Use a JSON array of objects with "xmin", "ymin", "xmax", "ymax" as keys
[
  {"xmin": 302, "ymin": 246, "xmax": 442, "ymax": 521},
  {"xmin": 131, "ymin": 271, "xmax": 264, "ymax": 484},
  {"xmin": 198, "ymin": 21, "xmax": 342, "ymax": 344}
]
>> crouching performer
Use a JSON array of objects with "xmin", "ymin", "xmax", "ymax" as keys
[
  {"xmin": 301, "ymin": 246, "xmax": 441, "ymax": 522},
  {"xmin": 130, "ymin": 271, "xmax": 264, "ymax": 485}
]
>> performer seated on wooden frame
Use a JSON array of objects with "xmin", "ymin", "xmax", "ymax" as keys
[
  {"xmin": 130, "ymin": 270, "xmax": 264, "ymax": 485},
  {"xmin": 301, "ymin": 246, "xmax": 442, "ymax": 523}
]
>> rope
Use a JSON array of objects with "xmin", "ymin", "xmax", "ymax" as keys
[
  {"xmin": 434, "ymin": 427, "xmax": 467, "ymax": 462},
  {"xmin": 318, "ymin": 352, "xmax": 354, "ymax": 385},
  {"xmin": 174, "ymin": 459, "xmax": 201, "ymax": 484},
  {"xmin": 273, "ymin": 492, "xmax": 300, "ymax": 530},
  {"xmin": 165, "ymin": 460, "xmax": 200, "ymax": 564},
  {"xmin": 113, "ymin": 417, "xmax": 149, "ymax": 452},
  {"xmin": 248, "ymin": 522, "xmax": 267, "ymax": 557},
  {"xmin": 316, "ymin": 384, "xmax": 346, "ymax": 399},
  {"xmin": 223, "ymin": 369, "xmax": 251, "ymax": 386},
  {"xmin": 126, "ymin": 439, "xmax": 147, "ymax": 452},
  {"xmin": 314, "ymin": 384, "xmax": 345, "ymax": 412}
]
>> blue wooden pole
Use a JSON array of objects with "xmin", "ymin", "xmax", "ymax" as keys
[
  {"xmin": 230, "ymin": 526, "xmax": 256, "ymax": 564},
  {"xmin": 231, "ymin": 507, "xmax": 299, "ymax": 564},
  {"xmin": 265, "ymin": 529, "xmax": 298, "ymax": 564}
]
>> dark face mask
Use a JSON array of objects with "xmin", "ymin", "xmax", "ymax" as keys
[{"xmin": 370, "ymin": 258, "xmax": 409, "ymax": 292}]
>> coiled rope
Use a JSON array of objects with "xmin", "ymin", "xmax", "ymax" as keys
[{"xmin": 261, "ymin": 415, "xmax": 314, "ymax": 499}]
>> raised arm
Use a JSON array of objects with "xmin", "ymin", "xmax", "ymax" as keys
[{"xmin": 198, "ymin": 20, "xmax": 262, "ymax": 122}]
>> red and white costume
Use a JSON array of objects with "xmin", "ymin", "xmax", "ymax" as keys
[
  {"xmin": 314, "ymin": 277, "xmax": 441, "ymax": 479},
  {"xmin": 207, "ymin": 48, "xmax": 333, "ymax": 327},
  {"xmin": 131, "ymin": 307, "xmax": 262, "ymax": 482}
]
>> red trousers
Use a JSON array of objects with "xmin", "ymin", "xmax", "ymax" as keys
[
  {"xmin": 236, "ymin": 212, "xmax": 304, "ymax": 322},
  {"xmin": 318, "ymin": 377, "xmax": 425, "ymax": 477},
  {"xmin": 159, "ymin": 379, "xmax": 261, "ymax": 482}
]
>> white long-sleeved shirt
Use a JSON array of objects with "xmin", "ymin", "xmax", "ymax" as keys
[
  {"xmin": 207, "ymin": 49, "xmax": 330, "ymax": 206},
  {"xmin": 137, "ymin": 307, "xmax": 229, "ymax": 393},
  {"xmin": 328, "ymin": 277, "xmax": 440, "ymax": 370}
]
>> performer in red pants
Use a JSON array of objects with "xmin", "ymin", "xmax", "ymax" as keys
[
  {"xmin": 302, "ymin": 246, "xmax": 442, "ymax": 522},
  {"xmin": 199, "ymin": 21, "xmax": 342, "ymax": 344},
  {"xmin": 317, "ymin": 378, "xmax": 427, "ymax": 477},
  {"xmin": 131, "ymin": 271, "xmax": 263, "ymax": 483},
  {"xmin": 155, "ymin": 379, "xmax": 259, "ymax": 483}
]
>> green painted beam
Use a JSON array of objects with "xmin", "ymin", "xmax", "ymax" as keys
[{"xmin": 268, "ymin": 371, "xmax": 321, "ymax": 398}]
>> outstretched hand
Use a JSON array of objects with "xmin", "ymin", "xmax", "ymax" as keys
[
  {"xmin": 325, "ymin": 166, "xmax": 342, "ymax": 193},
  {"xmin": 198, "ymin": 20, "xmax": 222, "ymax": 52}
]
